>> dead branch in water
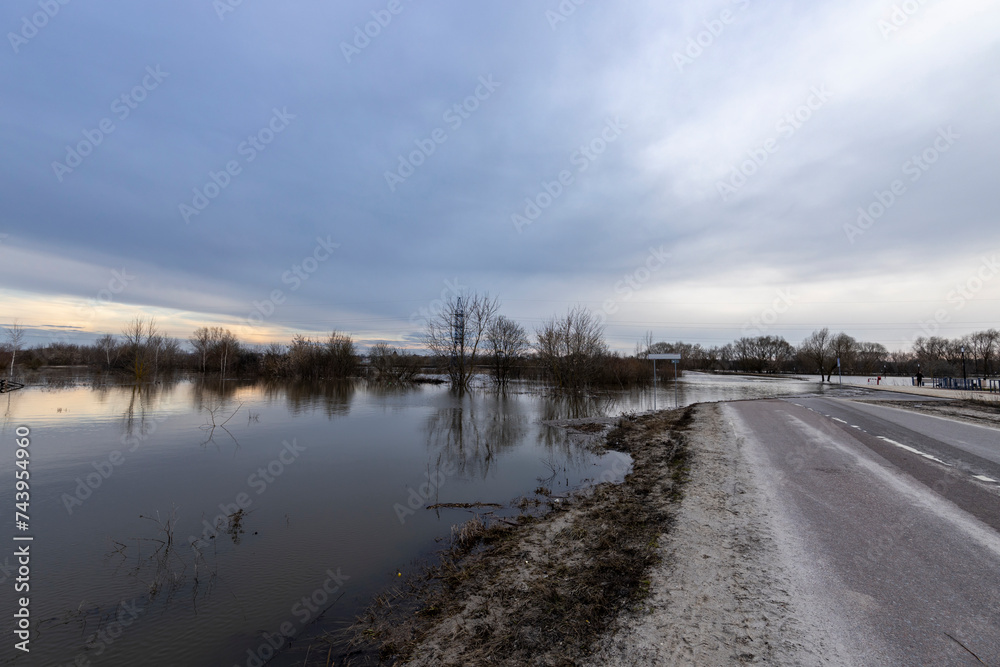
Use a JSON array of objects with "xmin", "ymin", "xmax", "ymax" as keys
[{"xmin": 426, "ymin": 502, "xmax": 502, "ymax": 510}]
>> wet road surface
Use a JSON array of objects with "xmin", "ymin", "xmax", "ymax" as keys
[{"xmin": 726, "ymin": 396, "xmax": 1000, "ymax": 665}]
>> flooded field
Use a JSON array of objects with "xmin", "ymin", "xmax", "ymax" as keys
[{"xmin": 0, "ymin": 371, "xmax": 832, "ymax": 666}]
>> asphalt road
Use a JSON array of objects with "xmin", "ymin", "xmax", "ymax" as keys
[{"xmin": 726, "ymin": 395, "xmax": 1000, "ymax": 666}]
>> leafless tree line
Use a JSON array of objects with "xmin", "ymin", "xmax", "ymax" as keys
[
  {"xmin": 638, "ymin": 327, "xmax": 1000, "ymax": 379},
  {"xmin": 4, "ymin": 305, "xmax": 997, "ymax": 385}
]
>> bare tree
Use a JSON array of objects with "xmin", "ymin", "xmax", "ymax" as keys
[
  {"xmin": 215, "ymin": 329, "xmax": 239, "ymax": 378},
  {"xmin": 325, "ymin": 330, "xmax": 359, "ymax": 378},
  {"xmin": 189, "ymin": 327, "xmax": 240, "ymax": 376},
  {"xmin": 855, "ymin": 341, "xmax": 888, "ymax": 376},
  {"xmin": 827, "ymin": 332, "xmax": 857, "ymax": 380},
  {"xmin": 425, "ymin": 292, "xmax": 500, "ymax": 388},
  {"xmin": 190, "ymin": 327, "xmax": 212, "ymax": 374},
  {"xmin": 368, "ymin": 343, "xmax": 420, "ymax": 383},
  {"xmin": 148, "ymin": 333, "xmax": 164, "ymax": 377},
  {"xmin": 535, "ymin": 306, "xmax": 607, "ymax": 389},
  {"xmin": 5, "ymin": 320, "xmax": 25, "ymax": 378},
  {"xmin": 288, "ymin": 334, "xmax": 321, "ymax": 379},
  {"xmin": 968, "ymin": 329, "xmax": 999, "ymax": 377},
  {"xmin": 261, "ymin": 342, "xmax": 287, "ymax": 377},
  {"xmin": 635, "ymin": 330, "xmax": 655, "ymax": 359},
  {"xmin": 94, "ymin": 333, "xmax": 118, "ymax": 370},
  {"xmin": 121, "ymin": 316, "xmax": 157, "ymax": 381},
  {"xmin": 486, "ymin": 315, "xmax": 528, "ymax": 386},
  {"xmin": 798, "ymin": 328, "xmax": 832, "ymax": 380},
  {"xmin": 160, "ymin": 337, "xmax": 181, "ymax": 370},
  {"xmin": 913, "ymin": 336, "xmax": 952, "ymax": 376}
]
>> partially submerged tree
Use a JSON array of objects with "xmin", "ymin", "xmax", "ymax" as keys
[
  {"xmin": 189, "ymin": 326, "xmax": 240, "ymax": 376},
  {"xmin": 190, "ymin": 327, "xmax": 212, "ymax": 374},
  {"xmin": 325, "ymin": 330, "xmax": 359, "ymax": 377},
  {"xmin": 94, "ymin": 333, "xmax": 118, "ymax": 370},
  {"xmin": 535, "ymin": 306, "xmax": 608, "ymax": 389},
  {"xmin": 486, "ymin": 315, "xmax": 528, "ymax": 386},
  {"xmin": 368, "ymin": 343, "xmax": 420, "ymax": 383},
  {"xmin": 121, "ymin": 316, "xmax": 158, "ymax": 381},
  {"xmin": 424, "ymin": 292, "xmax": 500, "ymax": 388},
  {"xmin": 5, "ymin": 319, "xmax": 24, "ymax": 377}
]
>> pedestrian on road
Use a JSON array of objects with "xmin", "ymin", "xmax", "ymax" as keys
[{"xmin": 916, "ymin": 371, "xmax": 923, "ymax": 386}]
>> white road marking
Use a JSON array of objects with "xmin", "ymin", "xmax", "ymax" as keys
[
  {"xmin": 973, "ymin": 475, "xmax": 998, "ymax": 483},
  {"xmin": 832, "ymin": 417, "xmax": 847, "ymax": 424},
  {"xmin": 877, "ymin": 436, "xmax": 951, "ymax": 466},
  {"xmin": 843, "ymin": 399, "xmax": 1000, "ymax": 434}
]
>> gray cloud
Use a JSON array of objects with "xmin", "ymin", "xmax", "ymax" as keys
[{"xmin": 2, "ymin": 0, "xmax": 999, "ymax": 351}]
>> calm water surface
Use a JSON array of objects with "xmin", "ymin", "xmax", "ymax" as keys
[{"xmin": 0, "ymin": 371, "xmax": 830, "ymax": 666}]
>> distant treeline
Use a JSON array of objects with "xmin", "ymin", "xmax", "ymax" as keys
[
  {"xmin": 3, "ymin": 306, "xmax": 998, "ymax": 388},
  {"xmin": 642, "ymin": 327, "xmax": 999, "ymax": 379}
]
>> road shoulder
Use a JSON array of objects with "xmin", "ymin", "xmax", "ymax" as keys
[{"xmin": 586, "ymin": 401, "xmax": 851, "ymax": 666}]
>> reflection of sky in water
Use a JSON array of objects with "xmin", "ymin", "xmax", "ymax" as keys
[
  {"xmin": 0, "ymin": 371, "xmax": 833, "ymax": 665},
  {"xmin": 0, "ymin": 377, "xmax": 645, "ymax": 666}
]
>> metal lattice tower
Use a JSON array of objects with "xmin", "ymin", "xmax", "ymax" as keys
[{"xmin": 453, "ymin": 297, "xmax": 465, "ymax": 346}]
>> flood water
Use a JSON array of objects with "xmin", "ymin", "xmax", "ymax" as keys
[{"xmin": 0, "ymin": 370, "xmax": 835, "ymax": 666}]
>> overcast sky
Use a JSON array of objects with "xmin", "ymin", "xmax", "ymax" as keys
[{"xmin": 2, "ymin": 0, "xmax": 999, "ymax": 353}]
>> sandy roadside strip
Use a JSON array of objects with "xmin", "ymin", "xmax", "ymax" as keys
[{"xmin": 584, "ymin": 402, "xmax": 851, "ymax": 666}]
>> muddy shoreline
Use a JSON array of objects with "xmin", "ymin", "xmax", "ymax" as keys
[{"xmin": 327, "ymin": 407, "xmax": 693, "ymax": 665}]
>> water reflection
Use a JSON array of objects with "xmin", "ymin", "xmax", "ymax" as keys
[
  {"xmin": 423, "ymin": 392, "xmax": 528, "ymax": 478},
  {"xmin": 533, "ymin": 389, "xmax": 627, "ymax": 422},
  {"xmin": 262, "ymin": 379, "xmax": 355, "ymax": 417}
]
